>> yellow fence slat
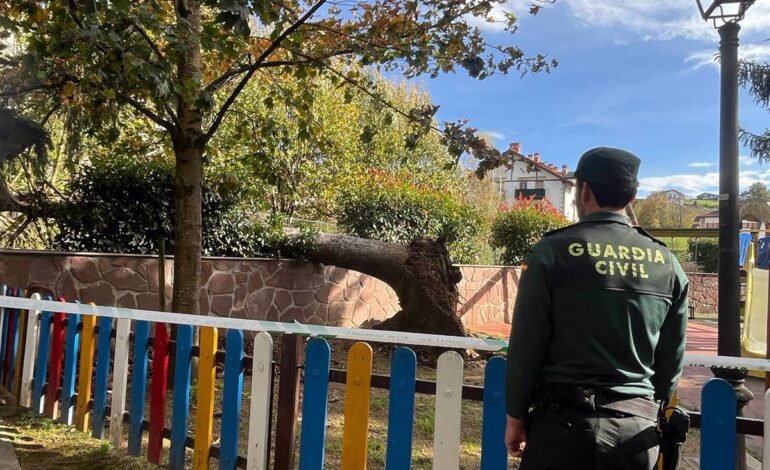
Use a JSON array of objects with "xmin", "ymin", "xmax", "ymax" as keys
[
  {"xmin": 341, "ymin": 342, "xmax": 373, "ymax": 470},
  {"xmin": 75, "ymin": 314, "xmax": 96, "ymax": 432},
  {"xmin": 193, "ymin": 326, "xmax": 218, "ymax": 470}
]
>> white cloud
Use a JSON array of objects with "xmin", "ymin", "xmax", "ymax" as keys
[
  {"xmin": 688, "ymin": 162, "xmax": 715, "ymax": 168},
  {"xmin": 465, "ymin": 1, "xmax": 533, "ymax": 32},
  {"xmin": 685, "ymin": 43, "xmax": 770, "ymax": 70},
  {"xmin": 639, "ymin": 168, "xmax": 770, "ymax": 196},
  {"xmin": 560, "ymin": 0, "xmax": 770, "ymax": 43},
  {"xmin": 741, "ymin": 155, "xmax": 757, "ymax": 166},
  {"xmin": 483, "ymin": 131, "xmax": 507, "ymax": 140}
]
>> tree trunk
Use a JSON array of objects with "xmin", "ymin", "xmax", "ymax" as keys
[
  {"xmin": 304, "ymin": 234, "xmax": 466, "ymax": 336},
  {"xmin": 171, "ymin": 0, "xmax": 204, "ymax": 315}
]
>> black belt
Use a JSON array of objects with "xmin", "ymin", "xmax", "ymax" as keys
[{"xmin": 536, "ymin": 383, "xmax": 659, "ymax": 421}]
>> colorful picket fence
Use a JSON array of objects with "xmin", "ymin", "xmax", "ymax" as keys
[{"xmin": 0, "ymin": 286, "xmax": 764, "ymax": 469}]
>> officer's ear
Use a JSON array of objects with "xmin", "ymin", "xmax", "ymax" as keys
[{"xmin": 579, "ymin": 181, "xmax": 594, "ymax": 205}]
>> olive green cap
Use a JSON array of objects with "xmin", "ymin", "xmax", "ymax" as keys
[{"xmin": 574, "ymin": 147, "xmax": 641, "ymax": 188}]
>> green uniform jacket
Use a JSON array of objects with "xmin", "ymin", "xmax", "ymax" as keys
[{"xmin": 505, "ymin": 211, "xmax": 689, "ymax": 419}]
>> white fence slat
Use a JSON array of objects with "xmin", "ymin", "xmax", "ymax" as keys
[
  {"xmin": 0, "ymin": 285, "xmax": 6, "ymax": 354},
  {"xmin": 433, "ymin": 351, "xmax": 464, "ymax": 470},
  {"xmin": 19, "ymin": 293, "xmax": 41, "ymax": 407},
  {"xmin": 764, "ymin": 389, "xmax": 770, "ymax": 470},
  {"xmin": 247, "ymin": 332, "xmax": 274, "ymax": 470},
  {"xmin": 109, "ymin": 317, "xmax": 131, "ymax": 448}
]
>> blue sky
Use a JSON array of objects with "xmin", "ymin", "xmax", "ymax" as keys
[{"xmin": 413, "ymin": 0, "xmax": 770, "ymax": 197}]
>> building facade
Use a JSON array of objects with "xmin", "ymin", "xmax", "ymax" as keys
[
  {"xmin": 491, "ymin": 143, "xmax": 578, "ymax": 221},
  {"xmin": 652, "ymin": 189, "xmax": 687, "ymax": 205}
]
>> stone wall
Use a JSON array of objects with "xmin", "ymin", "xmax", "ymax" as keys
[
  {"xmin": 0, "ymin": 250, "xmax": 519, "ymax": 327},
  {"xmin": 686, "ymin": 272, "xmax": 718, "ymax": 314}
]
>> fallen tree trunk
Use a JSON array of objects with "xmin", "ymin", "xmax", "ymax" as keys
[{"xmin": 303, "ymin": 233, "xmax": 466, "ymax": 336}]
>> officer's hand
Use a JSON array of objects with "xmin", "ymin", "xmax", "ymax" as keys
[{"xmin": 505, "ymin": 415, "xmax": 527, "ymax": 458}]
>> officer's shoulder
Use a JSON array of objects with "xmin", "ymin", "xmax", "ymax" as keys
[
  {"xmin": 542, "ymin": 221, "xmax": 583, "ymax": 238},
  {"xmin": 633, "ymin": 226, "xmax": 668, "ymax": 248}
]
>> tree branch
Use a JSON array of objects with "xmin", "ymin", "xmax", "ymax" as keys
[
  {"xmin": 203, "ymin": 0, "xmax": 328, "ymax": 144},
  {"xmin": 0, "ymin": 82, "xmax": 65, "ymax": 97},
  {"xmin": 120, "ymin": 94, "xmax": 176, "ymax": 132},
  {"xmin": 129, "ymin": 20, "xmax": 167, "ymax": 64}
]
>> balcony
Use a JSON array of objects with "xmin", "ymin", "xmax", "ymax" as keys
[{"xmin": 514, "ymin": 188, "xmax": 545, "ymax": 200}]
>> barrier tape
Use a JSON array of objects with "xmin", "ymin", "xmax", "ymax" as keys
[
  {"xmin": 0, "ymin": 295, "xmax": 506, "ymax": 352},
  {"xmin": 1, "ymin": 295, "xmax": 769, "ymax": 371}
]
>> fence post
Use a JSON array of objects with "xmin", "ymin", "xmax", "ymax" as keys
[
  {"xmin": 20, "ymin": 293, "xmax": 41, "ymax": 408},
  {"xmin": 273, "ymin": 334, "xmax": 303, "ymax": 470},
  {"xmin": 701, "ymin": 378, "xmax": 737, "ymax": 470}
]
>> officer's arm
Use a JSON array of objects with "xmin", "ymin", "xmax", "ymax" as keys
[
  {"xmin": 651, "ymin": 258, "xmax": 689, "ymax": 401},
  {"xmin": 505, "ymin": 239, "xmax": 554, "ymax": 419}
]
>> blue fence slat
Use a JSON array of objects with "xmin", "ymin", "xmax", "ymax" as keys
[
  {"xmin": 298, "ymin": 337, "xmax": 331, "ymax": 470},
  {"xmin": 169, "ymin": 324, "xmax": 194, "ymax": 470},
  {"xmin": 385, "ymin": 346, "xmax": 417, "ymax": 470},
  {"xmin": 91, "ymin": 316, "xmax": 113, "ymax": 439},
  {"xmin": 32, "ymin": 305, "xmax": 53, "ymax": 413},
  {"xmin": 0, "ymin": 284, "xmax": 9, "ymax": 384},
  {"xmin": 701, "ymin": 378, "xmax": 737, "ymax": 470},
  {"xmin": 480, "ymin": 356, "xmax": 507, "ymax": 469},
  {"xmin": 128, "ymin": 320, "xmax": 151, "ymax": 456},
  {"xmin": 219, "ymin": 329, "xmax": 245, "ymax": 470},
  {"xmin": 4, "ymin": 288, "xmax": 20, "ymax": 388},
  {"xmin": 59, "ymin": 308, "xmax": 80, "ymax": 425}
]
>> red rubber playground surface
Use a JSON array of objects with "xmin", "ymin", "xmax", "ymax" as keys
[{"xmin": 468, "ymin": 320, "xmax": 767, "ymax": 420}]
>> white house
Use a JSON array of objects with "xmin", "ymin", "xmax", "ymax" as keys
[
  {"xmin": 490, "ymin": 143, "xmax": 578, "ymax": 222},
  {"xmin": 692, "ymin": 209, "xmax": 760, "ymax": 230},
  {"xmin": 652, "ymin": 189, "xmax": 687, "ymax": 205}
]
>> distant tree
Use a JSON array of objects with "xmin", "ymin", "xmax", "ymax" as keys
[
  {"xmin": 741, "ymin": 182, "xmax": 770, "ymax": 202},
  {"xmin": 635, "ymin": 193, "xmax": 700, "ymax": 228},
  {"xmin": 634, "ymin": 194, "xmax": 668, "ymax": 228}
]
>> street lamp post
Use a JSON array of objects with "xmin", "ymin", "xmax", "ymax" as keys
[{"xmin": 696, "ymin": 2, "xmax": 755, "ymax": 468}]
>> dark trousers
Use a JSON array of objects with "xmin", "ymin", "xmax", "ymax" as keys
[{"xmin": 519, "ymin": 407, "xmax": 660, "ymax": 470}]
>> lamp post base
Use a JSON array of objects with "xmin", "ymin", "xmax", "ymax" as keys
[{"xmin": 711, "ymin": 366, "xmax": 754, "ymax": 470}]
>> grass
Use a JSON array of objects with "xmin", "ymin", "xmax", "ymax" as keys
[
  {"xmin": 687, "ymin": 199, "xmax": 719, "ymax": 209},
  {"xmin": 0, "ymin": 406, "xmax": 151, "ymax": 469}
]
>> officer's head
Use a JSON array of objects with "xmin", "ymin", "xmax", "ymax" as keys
[{"xmin": 574, "ymin": 147, "xmax": 640, "ymax": 219}]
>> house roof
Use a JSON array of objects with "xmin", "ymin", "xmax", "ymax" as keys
[
  {"xmin": 653, "ymin": 189, "xmax": 686, "ymax": 197},
  {"xmin": 500, "ymin": 148, "xmax": 575, "ymax": 185},
  {"xmin": 694, "ymin": 209, "xmax": 720, "ymax": 220}
]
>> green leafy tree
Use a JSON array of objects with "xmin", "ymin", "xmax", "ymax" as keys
[
  {"xmin": 0, "ymin": 0, "xmax": 554, "ymax": 315},
  {"xmin": 741, "ymin": 182, "xmax": 770, "ymax": 202},
  {"xmin": 210, "ymin": 70, "xmax": 461, "ymax": 220},
  {"xmin": 336, "ymin": 170, "xmax": 481, "ymax": 263},
  {"xmin": 634, "ymin": 193, "xmax": 700, "ymax": 228},
  {"xmin": 490, "ymin": 196, "xmax": 568, "ymax": 265},
  {"xmin": 52, "ymin": 156, "xmax": 268, "ymax": 257}
]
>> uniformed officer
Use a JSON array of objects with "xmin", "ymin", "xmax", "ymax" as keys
[{"xmin": 504, "ymin": 147, "xmax": 689, "ymax": 469}]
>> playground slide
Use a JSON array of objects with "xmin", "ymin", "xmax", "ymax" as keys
[{"xmin": 740, "ymin": 244, "xmax": 768, "ymax": 376}]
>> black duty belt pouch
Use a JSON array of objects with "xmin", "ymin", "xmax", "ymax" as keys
[{"xmin": 537, "ymin": 384, "xmax": 659, "ymax": 421}]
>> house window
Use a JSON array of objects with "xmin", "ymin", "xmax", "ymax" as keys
[
  {"xmin": 519, "ymin": 181, "xmax": 528, "ymax": 190},
  {"xmin": 535, "ymin": 180, "xmax": 545, "ymax": 189}
]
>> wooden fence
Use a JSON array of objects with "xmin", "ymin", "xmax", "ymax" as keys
[{"xmin": 0, "ymin": 285, "xmax": 767, "ymax": 469}]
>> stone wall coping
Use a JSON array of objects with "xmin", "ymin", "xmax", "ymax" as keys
[
  {"xmin": 0, "ymin": 249, "xmax": 523, "ymax": 270},
  {"xmin": 684, "ymin": 272, "xmax": 719, "ymax": 277},
  {"xmin": 0, "ymin": 248, "xmax": 295, "ymax": 263}
]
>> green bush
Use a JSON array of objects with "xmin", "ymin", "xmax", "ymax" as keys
[
  {"xmin": 489, "ymin": 197, "xmax": 569, "ymax": 266},
  {"xmin": 52, "ymin": 158, "xmax": 269, "ymax": 257},
  {"xmin": 336, "ymin": 170, "xmax": 483, "ymax": 263},
  {"xmin": 688, "ymin": 238, "xmax": 718, "ymax": 273}
]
